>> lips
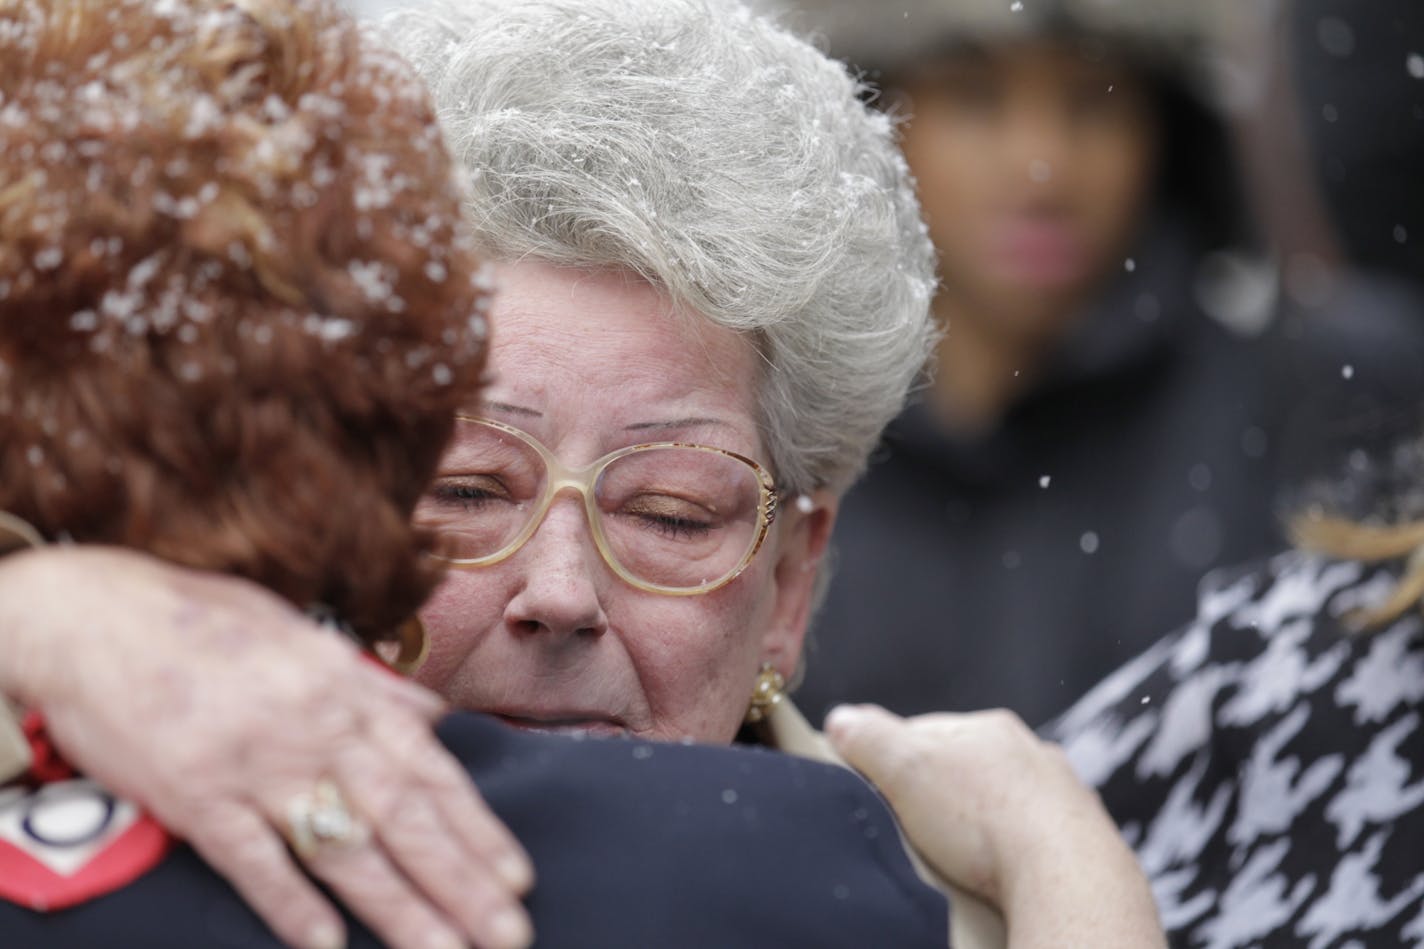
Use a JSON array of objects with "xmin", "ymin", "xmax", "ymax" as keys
[
  {"xmin": 491, "ymin": 711, "xmax": 628, "ymax": 737},
  {"xmin": 987, "ymin": 216, "xmax": 1090, "ymax": 289}
]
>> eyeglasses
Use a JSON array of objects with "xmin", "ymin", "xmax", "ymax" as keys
[{"xmin": 415, "ymin": 416, "xmax": 782, "ymax": 596}]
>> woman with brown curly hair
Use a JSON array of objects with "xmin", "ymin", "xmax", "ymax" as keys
[{"xmin": 0, "ymin": 1, "xmax": 533, "ymax": 947}]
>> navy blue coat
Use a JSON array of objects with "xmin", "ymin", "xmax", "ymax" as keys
[{"xmin": 0, "ymin": 713, "xmax": 948, "ymax": 948}]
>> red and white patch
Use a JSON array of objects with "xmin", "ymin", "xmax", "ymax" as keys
[{"xmin": 0, "ymin": 779, "xmax": 171, "ymax": 911}]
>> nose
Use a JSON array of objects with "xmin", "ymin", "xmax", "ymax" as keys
[
  {"xmin": 502, "ymin": 495, "xmax": 609, "ymax": 640},
  {"xmin": 1002, "ymin": 101, "xmax": 1071, "ymax": 192}
]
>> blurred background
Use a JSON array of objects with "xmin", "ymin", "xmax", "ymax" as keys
[{"xmin": 776, "ymin": 0, "xmax": 1424, "ymax": 726}]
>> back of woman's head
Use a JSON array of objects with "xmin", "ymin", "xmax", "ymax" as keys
[
  {"xmin": 384, "ymin": 0, "xmax": 937, "ymax": 495},
  {"xmin": 0, "ymin": 0, "xmax": 489, "ymax": 643}
]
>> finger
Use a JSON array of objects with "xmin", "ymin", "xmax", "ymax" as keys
[
  {"xmin": 298, "ymin": 830, "xmax": 471, "ymax": 949},
  {"xmin": 349, "ymin": 695, "xmax": 533, "ymax": 893},
  {"xmin": 337, "ymin": 720, "xmax": 534, "ymax": 948},
  {"xmin": 182, "ymin": 801, "xmax": 346, "ymax": 949},
  {"xmin": 370, "ymin": 712, "xmax": 533, "ymax": 892},
  {"xmin": 824, "ymin": 704, "xmax": 908, "ymax": 775},
  {"xmin": 353, "ymin": 660, "xmax": 447, "ymax": 721},
  {"xmin": 825, "ymin": 701, "xmax": 945, "ymax": 803},
  {"xmin": 427, "ymin": 754, "xmax": 535, "ymax": 894},
  {"xmin": 824, "ymin": 705, "xmax": 1001, "ymax": 899}
]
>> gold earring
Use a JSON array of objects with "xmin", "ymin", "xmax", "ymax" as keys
[
  {"xmin": 744, "ymin": 662, "xmax": 786, "ymax": 724},
  {"xmin": 383, "ymin": 616, "xmax": 431, "ymax": 676}
]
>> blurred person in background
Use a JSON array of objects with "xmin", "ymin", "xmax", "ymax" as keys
[{"xmin": 788, "ymin": 0, "xmax": 1424, "ymax": 726}]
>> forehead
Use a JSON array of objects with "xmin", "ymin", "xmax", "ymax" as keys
[
  {"xmin": 908, "ymin": 38, "xmax": 1149, "ymax": 88},
  {"xmin": 478, "ymin": 259, "xmax": 762, "ymax": 441}
]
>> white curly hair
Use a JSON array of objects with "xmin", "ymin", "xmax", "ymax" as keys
[{"xmin": 380, "ymin": 0, "xmax": 938, "ymax": 494}]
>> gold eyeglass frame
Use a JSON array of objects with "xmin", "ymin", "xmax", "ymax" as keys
[{"xmin": 426, "ymin": 415, "xmax": 782, "ymax": 596}]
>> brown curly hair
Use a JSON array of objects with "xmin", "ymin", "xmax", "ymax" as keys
[{"xmin": 0, "ymin": 0, "xmax": 489, "ymax": 644}]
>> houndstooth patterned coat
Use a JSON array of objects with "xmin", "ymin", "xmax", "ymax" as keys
[{"xmin": 1050, "ymin": 551, "xmax": 1424, "ymax": 948}]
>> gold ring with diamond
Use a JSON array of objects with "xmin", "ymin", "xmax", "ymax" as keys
[{"xmin": 284, "ymin": 779, "xmax": 369, "ymax": 859}]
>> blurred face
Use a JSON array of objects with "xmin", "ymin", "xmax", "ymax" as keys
[
  {"xmin": 414, "ymin": 260, "xmax": 832, "ymax": 743},
  {"xmin": 898, "ymin": 41, "xmax": 1160, "ymax": 342}
]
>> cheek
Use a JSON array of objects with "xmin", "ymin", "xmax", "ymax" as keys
[
  {"xmin": 632, "ymin": 571, "xmax": 775, "ymax": 740},
  {"xmin": 901, "ymin": 124, "xmax": 1000, "ymax": 269},
  {"xmin": 905, "ymin": 124, "xmax": 981, "ymax": 215},
  {"xmin": 1077, "ymin": 135, "xmax": 1157, "ymax": 246},
  {"xmin": 414, "ymin": 572, "xmax": 503, "ymax": 690}
]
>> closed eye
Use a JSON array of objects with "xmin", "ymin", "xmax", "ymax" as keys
[
  {"xmin": 429, "ymin": 476, "xmax": 511, "ymax": 510},
  {"xmin": 617, "ymin": 494, "xmax": 718, "ymax": 539}
]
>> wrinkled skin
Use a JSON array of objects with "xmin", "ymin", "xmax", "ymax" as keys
[
  {"xmin": 0, "ymin": 546, "xmax": 533, "ymax": 949},
  {"xmin": 416, "ymin": 260, "xmax": 835, "ymax": 744}
]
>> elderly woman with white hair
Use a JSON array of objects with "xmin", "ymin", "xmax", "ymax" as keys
[
  {"xmin": 391, "ymin": 0, "xmax": 935, "ymax": 743},
  {"xmin": 0, "ymin": 0, "xmax": 1162, "ymax": 946}
]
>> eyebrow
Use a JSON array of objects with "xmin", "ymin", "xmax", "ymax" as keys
[
  {"xmin": 624, "ymin": 417, "xmax": 729, "ymax": 433},
  {"xmin": 481, "ymin": 400, "xmax": 542, "ymax": 419},
  {"xmin": 482, "ymin": 400, "xmax": 729, "ymax": 434}
]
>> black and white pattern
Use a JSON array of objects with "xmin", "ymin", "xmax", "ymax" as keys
[{"xmin": 1050, "ymin": 551, "xmax": 1424, "ymax": 948}]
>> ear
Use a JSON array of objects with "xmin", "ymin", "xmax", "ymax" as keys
[{"xmin": 759, "ymin": 489, "xmax": 838, "ymax": 679}]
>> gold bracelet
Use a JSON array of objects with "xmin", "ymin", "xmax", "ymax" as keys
[{"xmin": 0, "ymin": 511, "xmax": 42, "ymax": 783}]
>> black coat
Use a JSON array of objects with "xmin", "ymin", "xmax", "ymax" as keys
[
  {"xmin": 797, "ymin": 237, "xmax": 1424, "ymax": 727},
  {"xmin": 0, "ymin": 713, "xmax": 948, "ymax": 948}
]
